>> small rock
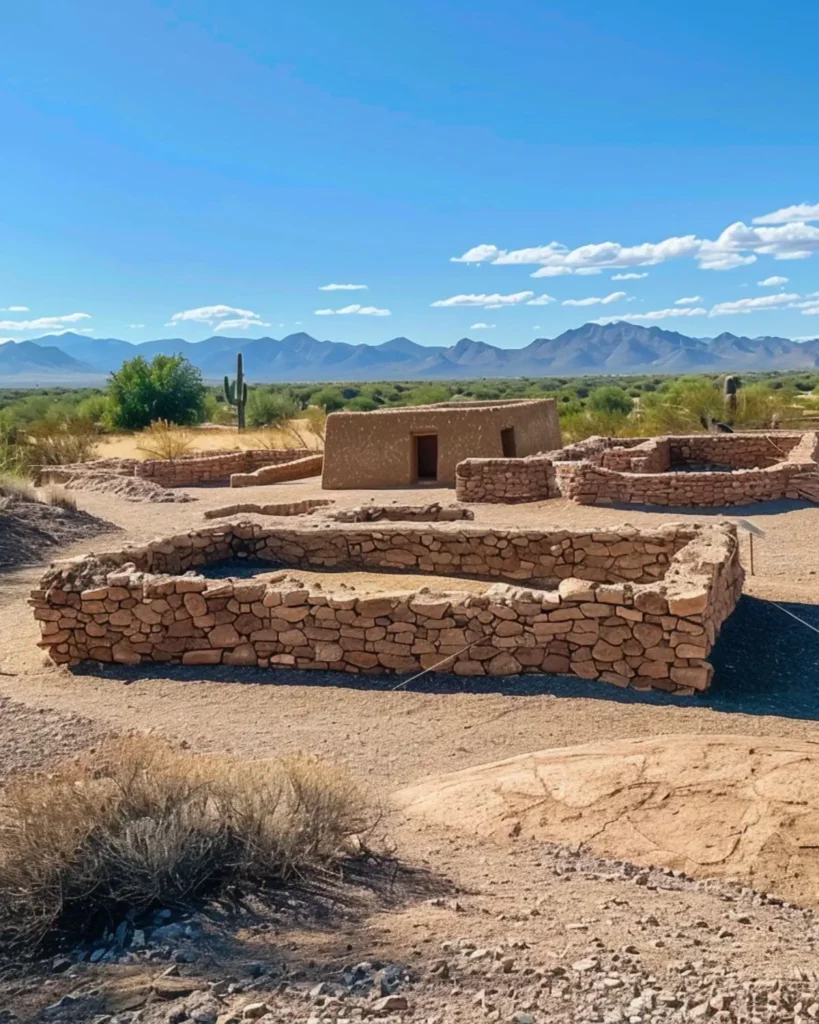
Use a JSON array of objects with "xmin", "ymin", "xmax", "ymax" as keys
[
  {"xmin": 372, "ymin": 994, "xmax": 408, "ymax": 1013},
  {"xmin": 572, "ymin": 958, "xmax": 599, "ymax": 973},
  {"xmin": 241, "ymin": 1004, "xmax": 269, "ymax": 1020},
  {"xmin": 51, "ymin": 956, "xmax": 72, "ymax": 974}
]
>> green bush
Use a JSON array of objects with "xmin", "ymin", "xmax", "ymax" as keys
[
  {"xmin": 246, "ymin": 390, "xmax": 300, "ymax": 428},
  {"xmin": 309, "ymin": 386, "xmax": 346, "ymax": 412},
  {"xmin": 107, "ymin": 355, "xmax": 205, "ymax": 431},
  {"xmin": 345, "ymin": 396, "xmax": 379, "ymax": 412},
  {"xmin": 587, "ymin": 386, "xmax": 633, "ymax": 416}
]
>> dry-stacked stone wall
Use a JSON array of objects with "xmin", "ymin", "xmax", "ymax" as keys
[
  {"xmin": 137, "ymin": 449, "xmax": 315, "ymax": 487},
  {"xmin": 330, "ymin": 503, "xmax": 474, "ymax": 523},
  {"xmin": 39, "ymin": 449, "xmax": 319, "ymax": 490},
  {"xmin": 230, "ymin": 453, "xmax": 323, "ymax": 487},
  {"xmin": 456, "ymin": 433, "xmax": 819, "ymax": 507},
  {"xmin": 205, "ymin": 499, "xmax": 334, "ymax": 520},
  {"xmin": 30, "ymin": 520, "xmax": 743, "ymax": 695}
]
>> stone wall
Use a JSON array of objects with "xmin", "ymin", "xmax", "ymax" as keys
[
  {"xmin": 322, "ymin": 399, "xmax": 561, "ymax": 489},
  {"xmin": 204, "ymin": 499, "xmax": 333, "ymax": 520},
  {"xmin": 330, "ymin": 503, "xmax": 474, "ymax": 523},
  {"xmin": 457, "ymin": 433, "xmax": 819, "ymax": 507},
  {"xmin": 230, "ymin": 453, "xmax": 324, "ymax": 487},
  {"xmin": 30, "ymin": 520, "xmax": 743, "ymax": 694},
  {"xmin": 137, "ymin": 449, "xmax": 314, "ymax": 487}
]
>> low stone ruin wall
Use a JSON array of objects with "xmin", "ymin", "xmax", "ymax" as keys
[
  {"xmin": 230, "ymin": 453, "xmax": 324, "ymax": 488},
  {"xmin": 30, "ymin": 520, "xmax": 743, "ymax": 694},
  {"xmin": 456, "ymin": 433, "xmax": 819, "ymax": 507},
  {"xmin": 330, "ymin": 503, "xmax": 474, "ymax": 523},
  {"xmin": 204, "ymin": 499, "xmax": 334, "ymax": 520},
  {"xmin": 38, "ymin": 449, "xmax": 319, "ymax": 491},
  {"xmin": 138, "ymin": 449, "xmax": 315, "ymax": 487}
]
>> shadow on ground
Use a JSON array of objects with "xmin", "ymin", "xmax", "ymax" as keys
[
  {"xmin": 601, "ymin": 497, "xmax": 815, "ymax": 517},
  {"xmin": 74, "ymin": 596, "xmax": 819, "ymax": 722}
]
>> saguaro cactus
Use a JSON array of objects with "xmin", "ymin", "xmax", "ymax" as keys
[
  {"xmin": 723, "ymin": 375, "xmax": 740, "ymax": 420},
  {"xmin": 224, "ymin": 352, "xmax": 248, "ymax": 430}
]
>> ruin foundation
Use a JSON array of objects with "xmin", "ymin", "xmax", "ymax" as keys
[
  {"xmin": 456, "ymin": 432, "xmax": 819, "ymax": 507},
  {"xmin": 31, "ymin": 519, "xmax": 743, "ymax": 695}
]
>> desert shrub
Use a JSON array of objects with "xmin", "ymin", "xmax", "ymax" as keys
[
  {"xmin": 202, "ymin": 393, "xmax": 235, "ymax": 426},
  {"xmin": 559, "ymin": 409, "xmax": 631, "ymax": 442},
  {"xmin": 74, "ymin": 394, "xmax": 112, "ymax": 428},
  {"xmin": 0, "ymin": 472, "xmax": 38, "ymax": 502},
  {"xmin": 0, "ymin": 736, "xmax": 375, "ymax": 954},
  {"xmin": 24, "ymin": 419, "xmax": 99, "ymax": 468},
  {"xmin": 250, "ymin": 427, "xmax": 297, "ymax": 450},
  {"xmin": 302, "ymin": 406, "xmax": 327, "ymax": 444},
  {"xmin": 309, "ymin": 386, "xmax": 346, "ymax": 412},
  {"xmin": 246, "ymin": 390, "xmax": 300, "ymax": 429},
  {"xmin": 39, "ymin": 484, "xmax": 77, "ymax": 510},
  {"xmin": 108, "ymin": 355, "xmax": 205, "ymax": 430},
  {"xmin": 135, "ymin": 420, "xmax": 195, "ymax": 460},
  {"xmin": 345, "ymin": 396, "xmax": 379, "ymax": 412},
  {"xmin": 587, "ymin": 386, "xmax": 633, "ymax": 416}
]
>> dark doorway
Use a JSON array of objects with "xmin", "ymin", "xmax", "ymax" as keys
[
  {"xmin": 414, "ymin": 434, "xmax": 438, "ymax": 480},
  {"xmin": 501, "ymin": 427, "xmax": 517, "ymax": 457}
]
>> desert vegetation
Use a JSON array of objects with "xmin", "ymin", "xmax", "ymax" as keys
[
  {"xmin": 0, "ymin": 735, "xmax": 376, "ymax": 955},
  {"xmin": 1, "ymin": 368, "xmax": 819, "ymax": 481}
]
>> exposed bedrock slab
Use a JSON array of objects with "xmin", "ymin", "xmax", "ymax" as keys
[{"xmin": 394, "ymin": 733, "xmax": 819, "ymax": 906}]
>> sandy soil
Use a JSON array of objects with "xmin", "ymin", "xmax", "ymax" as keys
[
  {"xmin": 94, "ymin": 422, "xmax": 322, "ymax": 459},
  {"xmin": 2, "ymin": 478, "xmax": 819, "ymax": 1020}
]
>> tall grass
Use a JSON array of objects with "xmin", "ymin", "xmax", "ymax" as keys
[
  {"xmin": 135, "ymin": 420, "xmax": 195, "ymax": 460},
  {"xmin": 0, "ymin": 736, "xmax": 376, "ymax": 955}
]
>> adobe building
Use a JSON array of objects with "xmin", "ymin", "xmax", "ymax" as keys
[{"xmin": 321, "ymin": 398, "xmax": 561, "ymax": 489}]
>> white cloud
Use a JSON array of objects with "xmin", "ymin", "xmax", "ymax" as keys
[
  {"xmin": 753, "ymin": 203, "xmax": 819, "ymax": 225},
  {"xmin": 708, "ymin": 292, "xmax": 801, "ymax": 316},
  {"xmin": 525, "ymin": 293, "xmax": 556, "ymax": 306},
  {"xmin": 127, "ymin": 323, "xmax": 145, "ymax": 329},
  {"xmin": 450, "ymin": 243, "xmax": 503, "ymax": 264},
  {"xmin": 611, "ymin": 272, "xmax": 648, "ymax": 281},
  {"xmin": 528, "ymin": 266, "xmax": 573, "ymax": 278},
  {"xmin": 562, "ymin": 291, "xmax": 627, "ymax": 307},
  {"xmin": 430, "ymin": 291, "xmax": 533, "ymax": 309},
  {"xmin": 169, "ymin": 304, "xmax": 257, "ymax": 325},
  {"xmin": 470, "ymin": 322, "xmax": 496, "ymax": 329},
  {"xmin": 758, "ymin": 275, "xmax": 789, "ymax": 286},
  {"xmin": 592, "ymin": 307, "xmax": 707, "ymax": 324},
  {"xmin": 0, "ymin": 305, "xmax": 29, "ymax": 312},
  {"xmin": 216, "ymin": 317, "xmax": 272, "ymax": 330},
  {"xmin": 699, "ymin": 221, "xmax": 819, "ymax": 266},
  {"xmin": 318, "ymin": 283, "xmax": 368, "ymax": 291},
  {"xmin": 0, "ymin": 312, "xmax": 91, "ymax": 331},
  {"xmin": 675, "ymin": 295, "xmax": 702, "ymax": 304},
  {"xmin": 314, "ymin": 304, "xmax": 391, "ymax": 316}
]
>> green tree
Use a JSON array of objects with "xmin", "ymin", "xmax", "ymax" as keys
[
  {"xmin": 587, "ymin": 386, "xmax": 633, "ymax": 416},
  {"xmin": 309, "ymin": 386, "xmax": 346, "ymax": 412},
  {"xmin": 107, "ymin": 355, "xmax": 205, "ymax": 431},
  {"xmin": 246, "ymin": 389, "xmax": 300, "ymax": 428}
]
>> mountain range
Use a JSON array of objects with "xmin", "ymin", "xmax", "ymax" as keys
[{"xmin": 2, "ymin": 322, "xmax": 819, "ymax": 384}]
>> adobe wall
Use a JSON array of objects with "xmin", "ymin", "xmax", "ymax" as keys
[
  {"xmin": 322, "ymin": 399, "xmax": 561, "ymax": 489},
  {"xmin": 30, "ymin": 520, "xmax": 743, "ymax": 695},
  {"xmin": 457, "ymin": 433, "xmax": 819, "ymax": 507}
]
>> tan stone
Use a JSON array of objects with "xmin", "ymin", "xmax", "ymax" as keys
[
  {"xmin": 183, "ymin": 592, "xmax": 208, "ymax": 617},
  {"xmin": 208, "ymin": 624, "xmax": 241, "ymax": 648},
  {"xmin": 182, "ymin": 649, "xmax": 222, "ymax": 665}
]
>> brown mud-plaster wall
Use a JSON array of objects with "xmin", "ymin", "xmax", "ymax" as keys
[
  {"xmin": 457, "ymin": 432, "xmax": 819, "ymax": 507},
  {"xmin": 31, "ymin": 520, "xmax": 743, "ymax": 695},
  {"xmin": 322, "ymin": 399, "xmax": 561, "ymax": 489}
]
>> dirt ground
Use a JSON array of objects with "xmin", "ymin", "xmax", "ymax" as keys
[{"xmin": 2, "ymin": 477, "xmax": 819, "ymax": 1021}]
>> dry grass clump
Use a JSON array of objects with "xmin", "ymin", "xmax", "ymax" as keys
[
  {"xmin": 0, "ymin": 472, "xmax": 38, "ymax": 503},
  {"xmin": 135, "ymin": 420, "xmax": 195, "ymax": 460},
  {"xmin": 25, "ymin": 419, "xmax": 99, "ymax": 467},
  {"xmin": 39, "ymin": 484, "xmax": 77, "ymax": 510},
  {"xmin": 0, "ymin": 736, "xmax": 376, "ymax": 954}
]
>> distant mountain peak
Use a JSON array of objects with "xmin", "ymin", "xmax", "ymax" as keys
[{"xmin": 5, "ymin": 321, "xmax": 818, "ymax": 383}]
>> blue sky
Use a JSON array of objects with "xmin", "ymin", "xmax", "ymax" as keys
[{"xmin": 1, "ymin": 0, "xmax": 819, "ymax": 348}]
